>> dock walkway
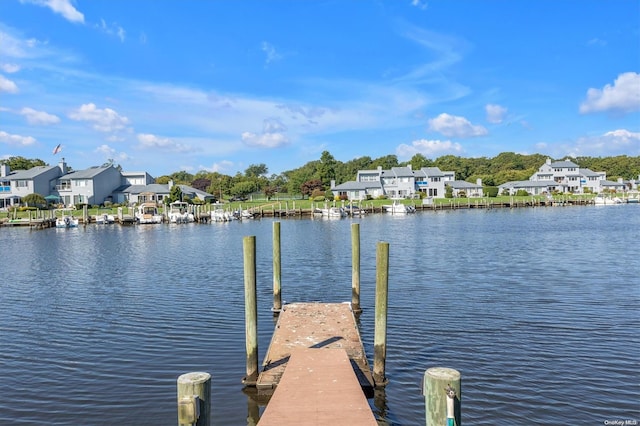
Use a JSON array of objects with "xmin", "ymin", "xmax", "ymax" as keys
[
  {"xmin": 256, "ymin": 302, "xmax": 374, "ymax": 396},
  {"xmin": 254, "ymin": 302, "xmax": 377, "ymax": 425},
  {"xmin": 258, "ymin": 347, "xmax": 377, "ymax": 425}
]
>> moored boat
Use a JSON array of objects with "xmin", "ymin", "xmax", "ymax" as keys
[
  {"xmin": 135, "ymin": 202, "xmax": 164, "ymax": 224},
  {"xmin": 55, "ymin": 208, "xmax": 79, "ymax": 228}
]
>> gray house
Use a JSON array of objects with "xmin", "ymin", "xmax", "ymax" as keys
[
  {"xmin": 54, "ymin": 163, "xmax": 122, "ymax": 206},
  {"xmin": 0, "ymin": 161, "xmax": 64, "ymax": 209},
  {"xmin": 332, "ymin": 165, "xmax": 457, "ymax": 200}
]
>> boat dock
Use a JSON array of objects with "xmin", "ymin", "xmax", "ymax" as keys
[
  {"xmin": 258, "ymin": 346, "xmax": 377, "ymax": 425},
  {"xmin": 255, "ymin": 302, "xmax": 374, "ymax": 395},
  {"xmin": 174, "ymin": 227, "xmax": 461, "ymax": 425}
]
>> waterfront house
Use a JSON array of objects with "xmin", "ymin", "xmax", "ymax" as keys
[
  {"xmin": 0, "ymin": 161, "xmax": 64, "ymax": 209},
  {"xmin": 332, "ymin": 165, "xmax": 456, "ymax": 200},
  {"xmin": 114, "ymin": 180, "xmax": 216, "ymax": 205},
  {"xmin": 54, "ymin": 162, "xmax": 122, "ymax": 206},
  {"xmin": 499, "ymin": 158, "xmax": 610, "ymax": 195},
  {"xmin": 446, "ymin": 179, "xmax": 484, "ymax": 197}
]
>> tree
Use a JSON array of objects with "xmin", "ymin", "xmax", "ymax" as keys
[
  {"xmin": 408, "ymin": 153, "xmax": 432, "ymax": 170},
  {"xmin": 245, "ymin": 164, "xmax": 268, "ymax": 178},
  {"xmin": 169, "ymin": 171, "xmax": 194, "ymax": 184},
  {"xmin": 230, "ymin": 181, "xmax": 258, "ymax": 199},
  {"xmin": 445, "ymin": 184, "xmax": 453, "ymax": 198},
  {"xmin": 318, "ymin": 151, "xmax": 337, "ymax": 188},
  {"xmin": 168, "ymin": 184, "xmax": 183, "ymax": 203},
  {"xmin": 21, "ymin": 193, "xmax": 46, "ymax": 207},
  {"xmin": 0, "ymin": 156, "xmax": 46, "ymax": 171},
  {"xmin": 191, "ymin": 178, "xmax": 211, "ymax": 192},
  {"xmin": 370, "ymin": 155, "xmax": 399, "ymax": 170},
  {"xmin": 301, "ymin": 179, "xmax": 324, "ymax": 197},
  {"xmin": 101, "ymin": 159, "xmax": 122, "ymax": 171}
]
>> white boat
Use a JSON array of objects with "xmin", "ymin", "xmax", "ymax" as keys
[
  {"xmin": 135, "ymin": 202, "xmax": 164, "ymax": 224},
  {"xmin": 593, "ymin": 195, "xmax": 623, "ymax": 205},
  {"xmin": 211, "ymin": 208, "xmax": 233, "ymax": 222},
  {"xmin": 94, "ymin": 210, "xmax": 115, "ymax": 224},
  {"xmin": 168, "ymin": 201, "xmax": 194, "ymax": 223},
  {"xmin": 314, "ymin": 207, "xmax": 347, "ymax": 218},
  {"xmin": 382, "ymin": 201, "xmax": 416, "ymax": 214},
  {"xmin": 55, "ymin": 209, "xmax": 79, "ymax": 228},
  {"xmin": 344, "ymin": 205, "xmax": 366, "ymax": 216}
]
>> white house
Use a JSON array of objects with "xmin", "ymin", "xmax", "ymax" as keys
[
  {"xmin": 500, "ymin": 158, "xmax": 611, "ymax": 195},
  {"xmin": 332, "ymin": 165, "xmax": 456, "ymax": 200}
]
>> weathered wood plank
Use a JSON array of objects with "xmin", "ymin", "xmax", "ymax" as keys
[
  {"xmin": 258, "ymin": 348, "xmax": 377, "ymax": 426},
  {"xmin": 256, "ymin": 302, "xmax": 373, "ymax": 395}
]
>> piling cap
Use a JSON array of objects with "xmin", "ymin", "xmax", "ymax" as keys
[
  {"xmin": 425, "ymin": 367, "xmax": 460, "ymax": 381},
  {"xmin": 178, "ymin": 372, "xmax": 211, "ymax": 385}
]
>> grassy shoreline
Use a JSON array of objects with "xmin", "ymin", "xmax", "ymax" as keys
[{"xmin": 2, "ymin": 194, "xmax": 602, "ymax": 220}]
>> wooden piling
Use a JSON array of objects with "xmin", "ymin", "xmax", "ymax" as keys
[
  {"xmin": 424, "ymin": 367, "xmax": 461, "ymax": 426},
  {"xmin": 273, "ymin": 222, "xmax": 282, "ymax": 312},
  {"xmin": 243, "ymin": 236, "xmax": 259, "ymax": 385},
  {"xmin": 373, "ymin": 241, "xmax": 389, "ymax": 386},
  {"xmin": 177, "ymin": 372, "xmax": 211, "ymax": 426},
  {"xmin": 351, "ymin": 223, "xmax": 362, "ymax": 314}
]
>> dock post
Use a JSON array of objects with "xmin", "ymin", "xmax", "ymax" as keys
[
  {"xmin": 424, "ymin": 367, "xmax": 461, "ymax": 426},
  {"xmin": 351, "ymin": 223, "xmax": 362, "ymax": 314},
  {"xmin": 83, "ymin": 204, "xmax": 88, "ymax": 224},
  {"xmin": 272, "ymin": 222, "xmax": 282, "ymax": 312},
  {"xmin": 242, "ymin": 236, "xmax": 259, "ymax": 385},
  {"xmin": 373, "ymin": 241, "xmax": 389, "ymax": 387},
  {"xmin": 177, "ymin": 372, "xmax": 211, "ymax": 426}
]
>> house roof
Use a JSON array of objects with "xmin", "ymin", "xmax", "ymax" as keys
[
  {"xmin": 5, "ymin": 165, "xmax": 59, "ymax": 180},
  {"xmin": 550, "ymin": 160, "xmax": 579, "ymax": 168},
  {"xmin": 418, "ymin": 167, "xmax": 445, "ymax": 177},
  {"xmin": 387, "ymin": 166, "xmax": 414, "ymax": 177},
  {"xmin": 62, "ymin": 166, "xmax": 112, "ymax": 179},
  {"xmin": 579, "ymin": 168, "xmax": 600, "ymax": 177},
  {"xmin": 333, "ymin": 181, "xmax": 380, "ymax": 191},
  {"xmin": 447, "ymin": 180, "xmax": 482, "ymax": 189},
  {"xmin": 499, "ymin": 180, "xmax": 552, "ymax": 189}
]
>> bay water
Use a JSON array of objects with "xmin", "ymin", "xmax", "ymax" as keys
[{"xmin": 1, "ymin": 205, "xmax": 638, "ymax": 425}]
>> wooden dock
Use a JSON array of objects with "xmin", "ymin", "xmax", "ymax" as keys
[
  {"xmin": 258, "ymin": 347, "xmax": 377, "ymax": 425},
  {"xmin": 256, "ymin": 302, "xmax": 374, "ymax": 396}
]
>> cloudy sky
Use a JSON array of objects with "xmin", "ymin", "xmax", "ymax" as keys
[{"xmin": 1, "ymin": 0, "xmax": 639, "ymax": 177}]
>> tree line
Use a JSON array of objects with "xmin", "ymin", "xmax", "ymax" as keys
[{"xmin": 3, "ymin": 152, "xmax": 639, "ymax": 201}]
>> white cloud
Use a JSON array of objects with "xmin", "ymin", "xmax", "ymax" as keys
[
  {"xmin": 21, "ymin": 0, "xmax": 85, "ymax": 23},
  {"xmin": 95, "ymin": 144, "xmax": 129, "ymax": 161},
  {"xmin": 97, "ymin": 19, "xmax": 126, "ymax": 42},
  {"xmin": 242, "ymin": 132, "xmax": 289, "ymax": 148},
  {"xmin": 0, "ymin": 75, "xmax": 19, "ymax": 93},
  {"xmin": 261, "ymin": 42, "xmax": 282, "ymax": 65},
  {"xmin": 137, "ymin": 133, "xmax": 191, "ymax": 152},
  {"xmin": 20, "ymin": 107, "xmax": 60, "ymax": 125},
  {"xmin": 0, "ymin": 130, "xmax": 36, "ymax": 146},
  {"xmin": 485, "ymin": 104, "xmax": 507, "ymax": 124},
  {"xmin": 201, "ymin": 160, "xmax": 235, "ymax": 174},
  {"xmin": 579, "ymin": 72, "xmax": 640, "ymax": 114},
  {"xmin": 242, "ymin": 118, "xmax": 290, "ymax": 148},
  {"xmin": 411, "ymin": 0, "xmax": 428, "ymax": 10},
  {"xmin": 554, "ymin": 129, "xmax": 640, "ymax": 157},
  {"xmin": 69, "ymin": 103, "xmax": 130, "ymax": 133},
  {"xmin": 396, "ymin": 139, "xmax": 464, "ymax": 158},
  {"xmin": 428, "ymin": 113, "xmax": 488, "ymax": 138},
  {"xmin": 1, "ymin": 63, "xmax": 20, "ymax": 73}
]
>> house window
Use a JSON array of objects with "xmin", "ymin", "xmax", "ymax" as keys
[
  {"xmin": 16, "ymin": 180, "xmax": 28, "ymax": 188},
  {"xmin": 74, "ymin": 179, "xmax": 88, "ymax": 187}
]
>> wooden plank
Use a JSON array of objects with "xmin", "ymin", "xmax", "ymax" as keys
[
  {"xmin": 258, "ymin": 348, "xmax": 377, "ymax": 426},
  {"xmin": 256, "ymin": 302, "xmax": 373, "ymax": 395}
]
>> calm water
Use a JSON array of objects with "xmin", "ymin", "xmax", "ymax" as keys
[{"xmin": 1, "ymin": 205, "xmax": 638, "ymax": 425}]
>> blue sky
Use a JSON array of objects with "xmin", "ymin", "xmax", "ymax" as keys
[{"xmin": 1, "ymin": 0, "xmax": 639, "ymax": 178}]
